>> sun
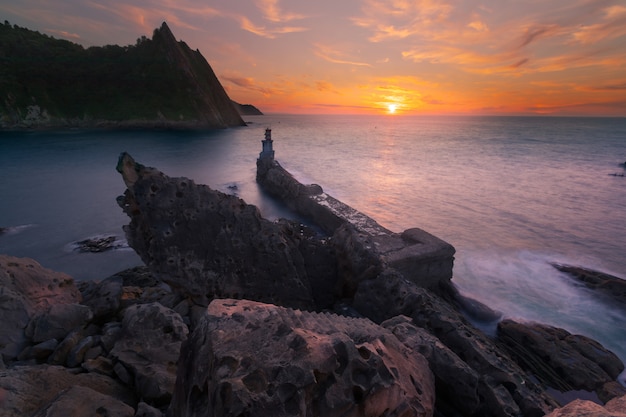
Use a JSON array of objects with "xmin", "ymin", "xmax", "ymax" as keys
[{"xmin": 387, "ymin": 104, "xmax": 397, "ymax": 114}]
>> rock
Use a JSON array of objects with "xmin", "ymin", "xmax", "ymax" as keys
[
  {"xmin": 110, "ymin": 302, "xmax": 189, "ymax": 405},
  {"xmin": 0, "ymin": 364, "xmax": 136, "ymax": 417},
  {"xmin": 353, "ymin": 269, "xmax": 557, "ymax": 417},
  {"xmin": 544, "ymin": 395, "xmax": 626, "ymax": 417},
  {"xmin": 116, "ymin": 152, "xmax": 317, "ymax": 309},
  {"xmin": 497, "ymin": 319, "xmax": 624, "ymax": 393},
  {"xmin": 82, "ymin": 356, "xmax": 115, "ymax": 377},
  {"xmin": 136, "ymin": 401, "xmax": 165, "ymax": 417},
  {"xmin": 382, "ymin": 315, "xmax": 481, "ymax": 416},
  {"xmin": 79, "ymin": 275, "xmax": 124, "ymax": 321},
  {"xmin": 74, "ymin": 235, "xmax": 123, "ymax": 253},
  {"xmin": 25, "ymin": 303, "xmax": 93, "ymax": 343},
  {"xmin": 171, "ymin": 298, "xmax": 436, "ymax": 417},
  {"xmin": 0, "ymin": 255, "xmax": 81, "ymax": 360},
  {"xmin": 18, "ymin": 338, "xmax": 58, "ymax": 362},
  {"xmin": 552, "ymin": 263, "xmax": 626, "ymax": 307},
  {"xmin": 31, "ymin": 385, "xmax": 135, "ymax": 417}
]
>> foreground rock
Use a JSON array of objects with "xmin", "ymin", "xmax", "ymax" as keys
[
  {"xmin": 0, "ymin": 255, "xmax": 81, "ymax": 360},
  {"xmin": 544, "ymin": 395, "xmax": 626, "ymax": 417},
  {"xmin": 171, "ymin": 298, "xmax": 435, "ymax": 417},
  {"xmin": 497, "ymin": 319, "xmax": 625, "ymax": 401},
  {"xmin": 354, "ymin": 269, "xmax": 558, "ymax": 417}
]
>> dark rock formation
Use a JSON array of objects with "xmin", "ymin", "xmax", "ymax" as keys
[
  {"xmin": 171, "ymin": 298, "xmax": 435, "ymax": 417},
  {"xmin": 116, "ymin": 152, "xmax": 334, "ymax": 310},
  {"xmin": 0, "ymin": 22, "xmax": 245, "ymax": 129},
  {"xmin": 353, "ymin": 269, "xmax": 558, "ymax": 417},
  {"xmin": 497, "ymin": 319, "xmax": 625, "ymax": 398},
  {"xmin": 552, "ymin": 263, "xmax": 626, "ymax": 307}
]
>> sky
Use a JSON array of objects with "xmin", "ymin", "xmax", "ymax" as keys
[{"xmin": 2, "ymin": 0, "xmax": 626, "ymax": 116}]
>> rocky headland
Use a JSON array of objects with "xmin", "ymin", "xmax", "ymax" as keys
[
  {"xmin": 1, "ymin": 135, "xmax": 625, "ymax": 417},
  {"xmin": 0, "ymin": 22, "xmax": 246, "ymax": 129}
]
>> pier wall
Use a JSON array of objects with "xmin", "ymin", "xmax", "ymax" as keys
[{"xmin": 257, "ymin": 156, "xmax": 456, "ymax": 292}]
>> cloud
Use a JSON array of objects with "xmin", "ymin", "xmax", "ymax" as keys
[
  {"xmin": 313, "ymin": 43, "xmax": 372, "ymax": 67},
  {"xmin": 45, "ymin": 29, "xmax": 82, "ymax": 40},
  {"xmin": 221, "ymin": 74, "xmax": 275, "ymax": 96},
  {"xmin": 254, "ymin": 0, "xmax": 306, "ymax": 23}
]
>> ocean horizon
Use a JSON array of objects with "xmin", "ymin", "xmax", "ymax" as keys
[{"xmin": 1, "ymin": 114, "xmax": 625, "ymax": 376}]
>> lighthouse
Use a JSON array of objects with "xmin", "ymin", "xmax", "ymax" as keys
[{"xmin": 259, "ymin": 127, "xmax": 275, "ymax": 160}]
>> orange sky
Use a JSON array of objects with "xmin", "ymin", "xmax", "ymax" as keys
[{"xmin": 2, "ymin": 0, "xmax": 625, "ymax": 116}]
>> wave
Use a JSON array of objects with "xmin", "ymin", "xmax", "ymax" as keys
[{"xmin": 0, "ymin": 224, "xmax": 37, "ymax": 236}]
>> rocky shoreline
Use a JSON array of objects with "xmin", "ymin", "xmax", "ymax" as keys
[{"xmin": 1, "ymin": 144, "xmax": 625, "ymax": 416}]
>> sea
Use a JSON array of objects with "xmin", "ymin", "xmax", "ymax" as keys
[{"xmin": 1, "ymin": 114, "xmax": 625, "ymax": 380}]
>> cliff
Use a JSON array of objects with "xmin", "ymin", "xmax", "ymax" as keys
[{"xmin": 0, "ymin": 21, "xmax": 245, "ymax": 129}]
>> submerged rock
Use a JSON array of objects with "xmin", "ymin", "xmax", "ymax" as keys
[
  {"xmin": 552, "ymin": 263, "xmax": 626, "ymax": 307},
  {"xmin": 171, "ymin": 298, "xmax": 436, "ymax": 417}
]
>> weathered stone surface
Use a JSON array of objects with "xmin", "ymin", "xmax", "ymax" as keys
[
  {"xmin": 353, "ymin": 269, "xmax": 557, "ymax": 417},
  {"xmin": 0, "ymin": 255, "xmax": 81, "ymax": 360},
  {"xmin": 116, "ymin": 152, "xmax": 316, "ymax": 309},
  {"xmin": 25, "ymin": 302, "xmax": 93, "ymax": 343},
  {"xmin": 171, "ymin": 298, "xmax": 436, "ymax": 417},
  {"xmin": 544, "ymin": 395, "xmax": 626, "ymax": 417},
  {"xmin": 31, "ymin": 385, "xmax": 135, "ymax": 417},
  {"xmin": 382, "ymin": 315, "xmax": 481, "ymax": 416},
  {"xmin": 497, "ymin": 319, "xmax": 624, "ymax": 392},
  {"xmin": 110, "ymin": 302, "xmax": 189, "ymax": 405},
  {"xmin": 0, "ymin": 364, "xmax": 136, "ymax": 417}
]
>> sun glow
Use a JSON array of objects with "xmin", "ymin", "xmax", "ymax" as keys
[{"xmin": 387, "ymin": 104, "xmax": 397, "ymax": 114}]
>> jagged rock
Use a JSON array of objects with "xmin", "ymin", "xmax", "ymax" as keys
[
  {"xmin": 25, "ymin": 303, "xmax": 93, "ymax": 343},
  {"xmin": 171, "ymin": 298, "xmax": 436, "ymax": 417},
  {"xmin": 382, "ymin": 315, "xmax": 481, "ymax": 416},
  {"xmin": 353, "ymin": 269, "xmax": 557, "ymax": 417},
  {"xmin": 544, "ymin": 395, "xmax": 626, "ymax": 417},
  {"xmin": 110, "ymin": 302, "xmax": 189, "ymax": 405},
  {"xmin": 0, "ymin": 364, "xmax": 136, "ymax": 417},
  {"xmin": 31, "ymin": 385, "xmax": 135, "ymax": 417},
  {"xmin": 497, "ymin": 319, "xmax": 624, "ymax": 393},
  {"xmin": 552, "ymin": 263, "xmax": 626, "ymax": 307},
  {"xmin": 116, "ymin": 152, "xmax": 317, "ymax": 309},
  {"xmin": 0, "ymin": 255, "xmax": 81, "ymax": 360}
]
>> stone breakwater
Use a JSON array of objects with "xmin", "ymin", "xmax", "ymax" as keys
[{"xmin": 0, "ymin": 152, "xmax": 624, "ymax": 417}]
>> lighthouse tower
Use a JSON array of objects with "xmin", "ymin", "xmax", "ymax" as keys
[{"xmin": 259, "ymin": 128, "xmax": 275, "ymax": 160}]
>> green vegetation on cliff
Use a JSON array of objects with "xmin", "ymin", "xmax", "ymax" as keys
[{"xmin": 0, "ymin": 21, "xmax": 246, "ymax": 128}]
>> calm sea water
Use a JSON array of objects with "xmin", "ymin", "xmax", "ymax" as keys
[{"xmin": 1, "ymin": 114, "xmax": 625, "ymax": 374}]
